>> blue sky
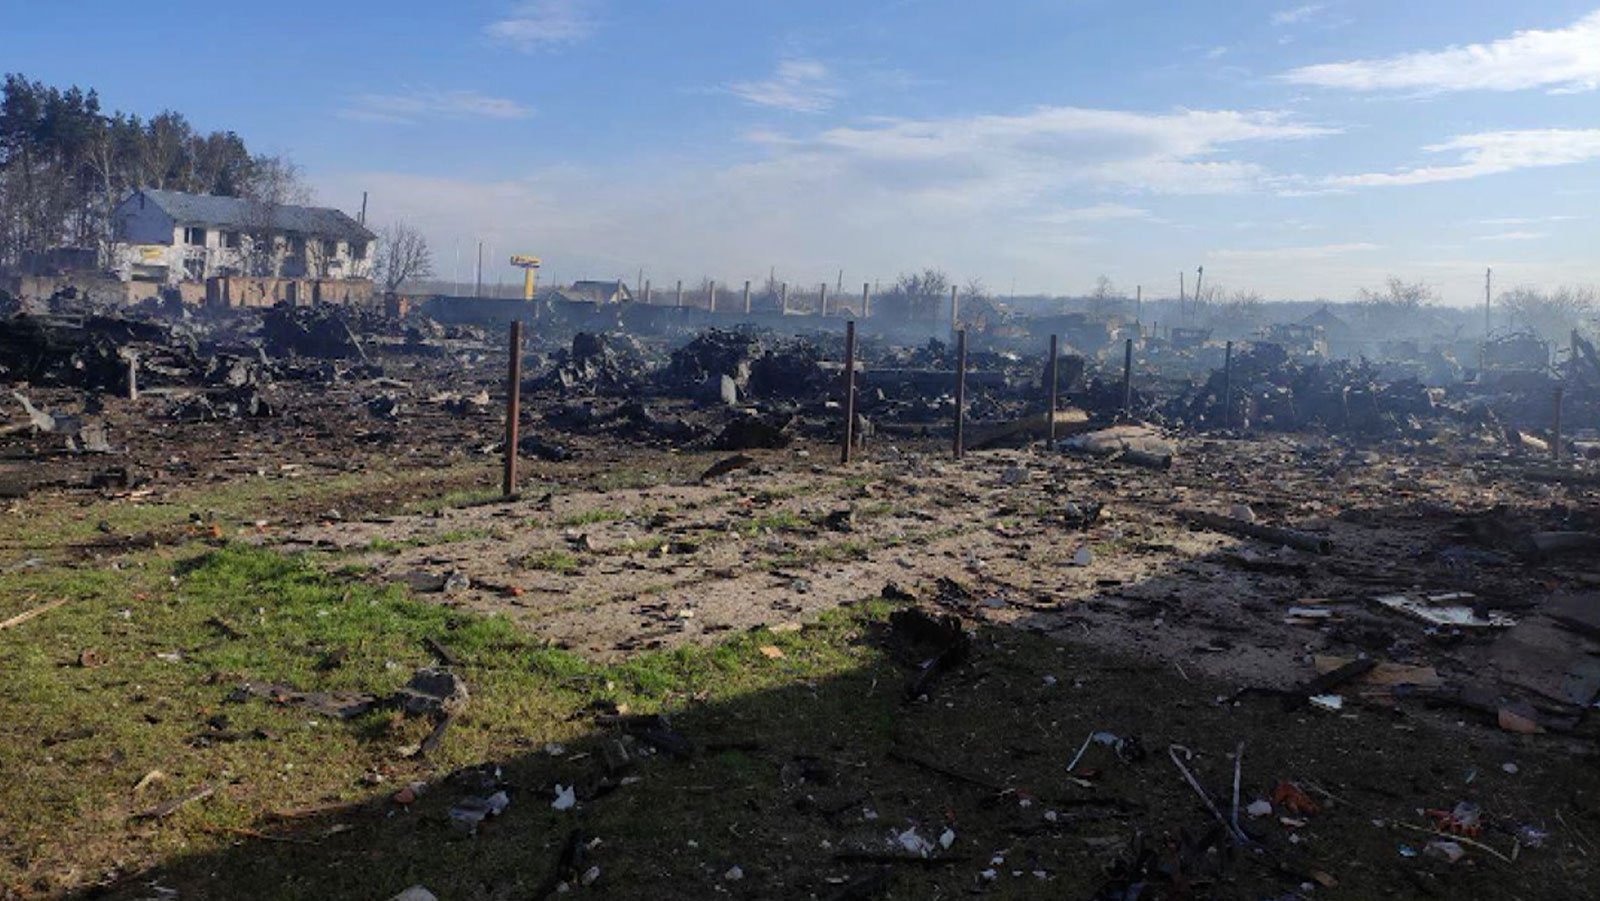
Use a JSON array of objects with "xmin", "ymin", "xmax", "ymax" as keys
[{"xmin": 7, "ymin": 0, "xmax": 1599, "ymax": 302}]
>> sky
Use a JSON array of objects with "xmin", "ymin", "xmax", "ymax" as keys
[{"xmin": 6, "ymin": 0, "xmax": 1600, "ymax": 304}]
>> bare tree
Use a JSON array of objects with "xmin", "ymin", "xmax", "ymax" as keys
[
  {"xmin": 239, "ymin": 155, "xmax": 310, "ymax": 278},
  {"xmin": 878, "ymin": 268, "xmax": 951, "ymax": 325},
  {"xmin": 1087, "ymin": 274, "xmax": 1128, "ymax": 319},
  {"xmin": 1358, "ymin": 277, "xmax": 1436, "ymax": 312},
  {"xmin": 1498, "ymin": 286, "xmax": 1598, "ymax": 344},
  {"xmin": 374, "ymin": 222, "xmax": 434, "ymax": 293}
]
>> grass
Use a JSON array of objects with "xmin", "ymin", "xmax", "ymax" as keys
[
  {"xmin": 516, "ymin": 549, "xmax": 582, "ymax": 573},
  {"xmin": 8, "ymin": 534, "xmax": 1587, "ymax": 901},
  {"xmin": 555, "ymin": 508, "xmax": 631, "ymax": 528},
  {"xmin": 0, "ymin": 539, "xmax": 888, "ymax": 899},
  {"xmin": 3, "ymin": 451, "xmax": 1596, "ymax": 900}
]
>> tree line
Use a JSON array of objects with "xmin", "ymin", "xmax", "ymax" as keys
[{"xmin": 0, "ymin": 72, "xmax": 304, "ymax": 268}]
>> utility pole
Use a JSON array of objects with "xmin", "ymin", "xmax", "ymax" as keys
[
  {"xmin": 359, "ymin": 191, "xmax": 368, "ymax": 227},
  {"xmin": 475, "ymin": 241, "xmax": 483, "ymax": 297},
  {"xmin": 1194, "ymin": 266, "xmax": 1204, "ymax": 313},
  {"xmin": 1135, "ymin": 284, "xmax": 1142, "ymax": 334},
  {"xmin": 1485, "ymin": 267, "xmax": 1493, "ymax": 337},
  {"xmin": 1179, "ymin": 271, "xmax": 1186, "ymax": 322},
  {"xmin": 836, "ymin": 268, "xmax": 844, "ymax": 295}
]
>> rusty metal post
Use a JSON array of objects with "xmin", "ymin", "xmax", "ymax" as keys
[
  {"xmin": 841, "ymin": 320, "xmax": 857, "ymax": 464},
  {"xmin": 502, "ymin": 320, "xmax": 523, "ymax": 498},
  {"xmin": 743, "ymin": 280, "xmax": 752, "ymax": 314},
  {"xmin": 1121, "ymin": 337, "xmax": 1133, "ymax": 418},
  {"xmin": 954, "ymin": 328, "xmax": 967, "ymax": 459},
  {"xmin": 1047, "ymin": 334, "xmax": 1059, "ymax": 444},
  {"xmin": 862, "ymin": 282, "xmax": 870, "ymax": 318},
  {"xmin": 1222, "ymin": 340, "xmax": 1234, "ymax": 429},
  {"xmin": 1553, "ymin": 385, "xmax": 1564, "ymax": 462}
]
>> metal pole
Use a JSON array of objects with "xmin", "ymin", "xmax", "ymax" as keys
[
  {"xmin": 1222, "ymin": 340, "xmax": 1234, "ymax": 429},
  {"xmin": 1135, "ymin": 285, "xmax": 1142, "ymax": 334},
  {"xmin": 862, "ymin": 282, "xmax": 870, "ymax": 319},
  {"xmin": 708, "ymin": 280, "xmax": 717, "ymax": 312},
  {"xmin": 1480, "ymin": 268, "xmax": 1492, "ymax": 375},
  {"xmin": 780, "ymin": 282, "xmax": 789, "ymax": 314},
  {"xmin": 502, "ymin": 321, "xmax": 523, "ymax": 497},
  {"xmin": 743, "ymin": 280, "xmax": 751, "ymax": 314},
  {"xmin": 1121, "ymin": 337, "xmax": 1133, "ymax": 418},
  {"xmin": 953, "ymin": 328, "xmax": 967, "ymax": 459},
  {"xmin": 675, "ymin": 279, "xmax": 683, "ymax": 308},
  {"xmin": 644, "ymin": 279, "xmax": 652, "ymax": 304},
  {"xmin": 1553, "ymin": 386, "xmax": 1564, "ymax": 462},
  {"xmin": 819, "ymin": 282, "xmax": 828, "ymax": 317},
  {"xmin": 841, "ymin": 320, "xmax": 857, "ymax": 464},
  {"xmin": 1047, "ymin": 334, "xmax": 1059, "ymax": 444},
  {"xmin": 950, "ymin": 285, "xmax": 959, "ymax": 337},
  {"xmin": 476, "ymin": 242, "xmax": 483, "ymax": 297},
  {"xmin": 126, "ymin": 353, "xmax": 138, "ymax": 401}
]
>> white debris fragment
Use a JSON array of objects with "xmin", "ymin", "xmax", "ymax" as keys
[
  {"xmin": 939, "ymin": 828, "xmax": 956, "ymax": 849},
  {"xmin": 723, "ymin": 865, "xmax": 744, "ymax": 881},
  {"xmin": 896, "ymin": 828, "xmax": 934, "ymax": 857},
  {"xmin": 551, "ymin": 785, "xmax": 576, "ymax": 811},
  {"xmin": 1247, "ymin": 800, "xmax": 1273, "ymax": 818}
]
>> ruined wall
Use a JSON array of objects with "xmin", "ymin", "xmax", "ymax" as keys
[{"xmin": 206, "ymin": 276, "xmax": 373, "ymax": 309}]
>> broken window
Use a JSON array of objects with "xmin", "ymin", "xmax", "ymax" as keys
[
  {"xmin": 287, "ymin": 236, "xmax": 306, "ymax": 256},
  {"xmin": 224, "ymin": 231, "xmax": 242, "ymax": 249},
  {"xmin": 184, "ymin": 226, "xmax": 207, "ymax": 246},
  {"xmin": 350, "ymin": 241, "xmax": 368, "ymax": 260}
]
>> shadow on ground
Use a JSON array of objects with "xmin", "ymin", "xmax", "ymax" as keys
[{"xmin": 61, "ymin": 538, "xmax": 1600, "ymax": 901}]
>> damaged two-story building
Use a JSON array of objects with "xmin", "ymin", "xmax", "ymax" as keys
[{"xmin": 110, "ymin": 189, "xmax": 376, "ymax": 306}]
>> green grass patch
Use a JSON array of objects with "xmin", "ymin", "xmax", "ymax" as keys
[{"xmin": 517, "ymin": 549, "xmax": 583, "ymax": 573}]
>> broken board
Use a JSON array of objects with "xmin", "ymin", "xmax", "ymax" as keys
[{"xmin": 1371, "ymin": 592, "xmax": 1517, "ymax": 629}]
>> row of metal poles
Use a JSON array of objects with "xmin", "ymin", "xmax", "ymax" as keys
[{"xmin": 497, "ymin": 322, "xmax": 1568, "ymax": 497}]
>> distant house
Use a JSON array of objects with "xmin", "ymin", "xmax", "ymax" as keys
[
  {"xmin": 110, "ymin": 189, "xmax": 375, "ymax": 286},
  {"xmin": 565, "ymin": 280, "xmax": 633, "ymax": 304},
  {"xmin": 1301, "ymin": 305, "xmax": 1351, "ymax": 340}
]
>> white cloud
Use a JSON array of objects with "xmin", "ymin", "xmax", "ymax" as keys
[
  {"xmin": 486, "ymin": 0, "xmax": 598, "ymax": 51},
  {"xmin": 316, "ymin": 105, "xmax": 1337, "ymax": 299},
  {"xmin": 1318, "ymin": 129, "xmax": 1600, "ymax": 188},
  {"xmin": 1282, "ymin": 10, "xmax": 1600, "ymax": 93},
  {"xmin": 1213, "ymin": 242, "xmax": 1379, "ymax": 261},
  {"xmin": 725, "ymin": 59, "xmax": 840, "ymax": 113},
  {"xmin": 341, "ymin": 90, "xmax": 533, "ymax": 124},
  {"xmin": 1032, "ymin": 204, "xmax": 1153, "ymax": 223},
  {"xmin": 1473, "ymin": 230, "xmax": 1546, "ymax": 241},
  {"xmin": 1272, "ymin": 4, "xmax": 1326, "ymax": 26},
  {"xmin": 757, "ymin": 105, "xmax": 1336, "ymax": 199},
  {"xmin": 1205, "ymin": 46, "xmax": 1229, "ymax": 60},
  {"xmin": 1476, "ymin": 215, "xmax": 1581, "ymax": 225}
]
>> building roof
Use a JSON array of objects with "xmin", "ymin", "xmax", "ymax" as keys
[
  {"xmin": 1301, "ymin": 304, "xmax": 1350, "ymax": 330},
  {"xmin": 129, "ymin": 189, "xmax": 375, "ymax": 242}
]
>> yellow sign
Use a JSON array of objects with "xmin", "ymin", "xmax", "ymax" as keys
[
  {"xmin": 509, "ymin": 255, "xmax": 541, "ymax": 267},
  {"xmin": 138, "ymin": 246, "xmax": 165, "ymax": 261}
]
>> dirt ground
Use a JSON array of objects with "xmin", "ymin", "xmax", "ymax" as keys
[{"xmin": 5, "ymin": 336, "xmax": 1600, "ymax": 899}]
